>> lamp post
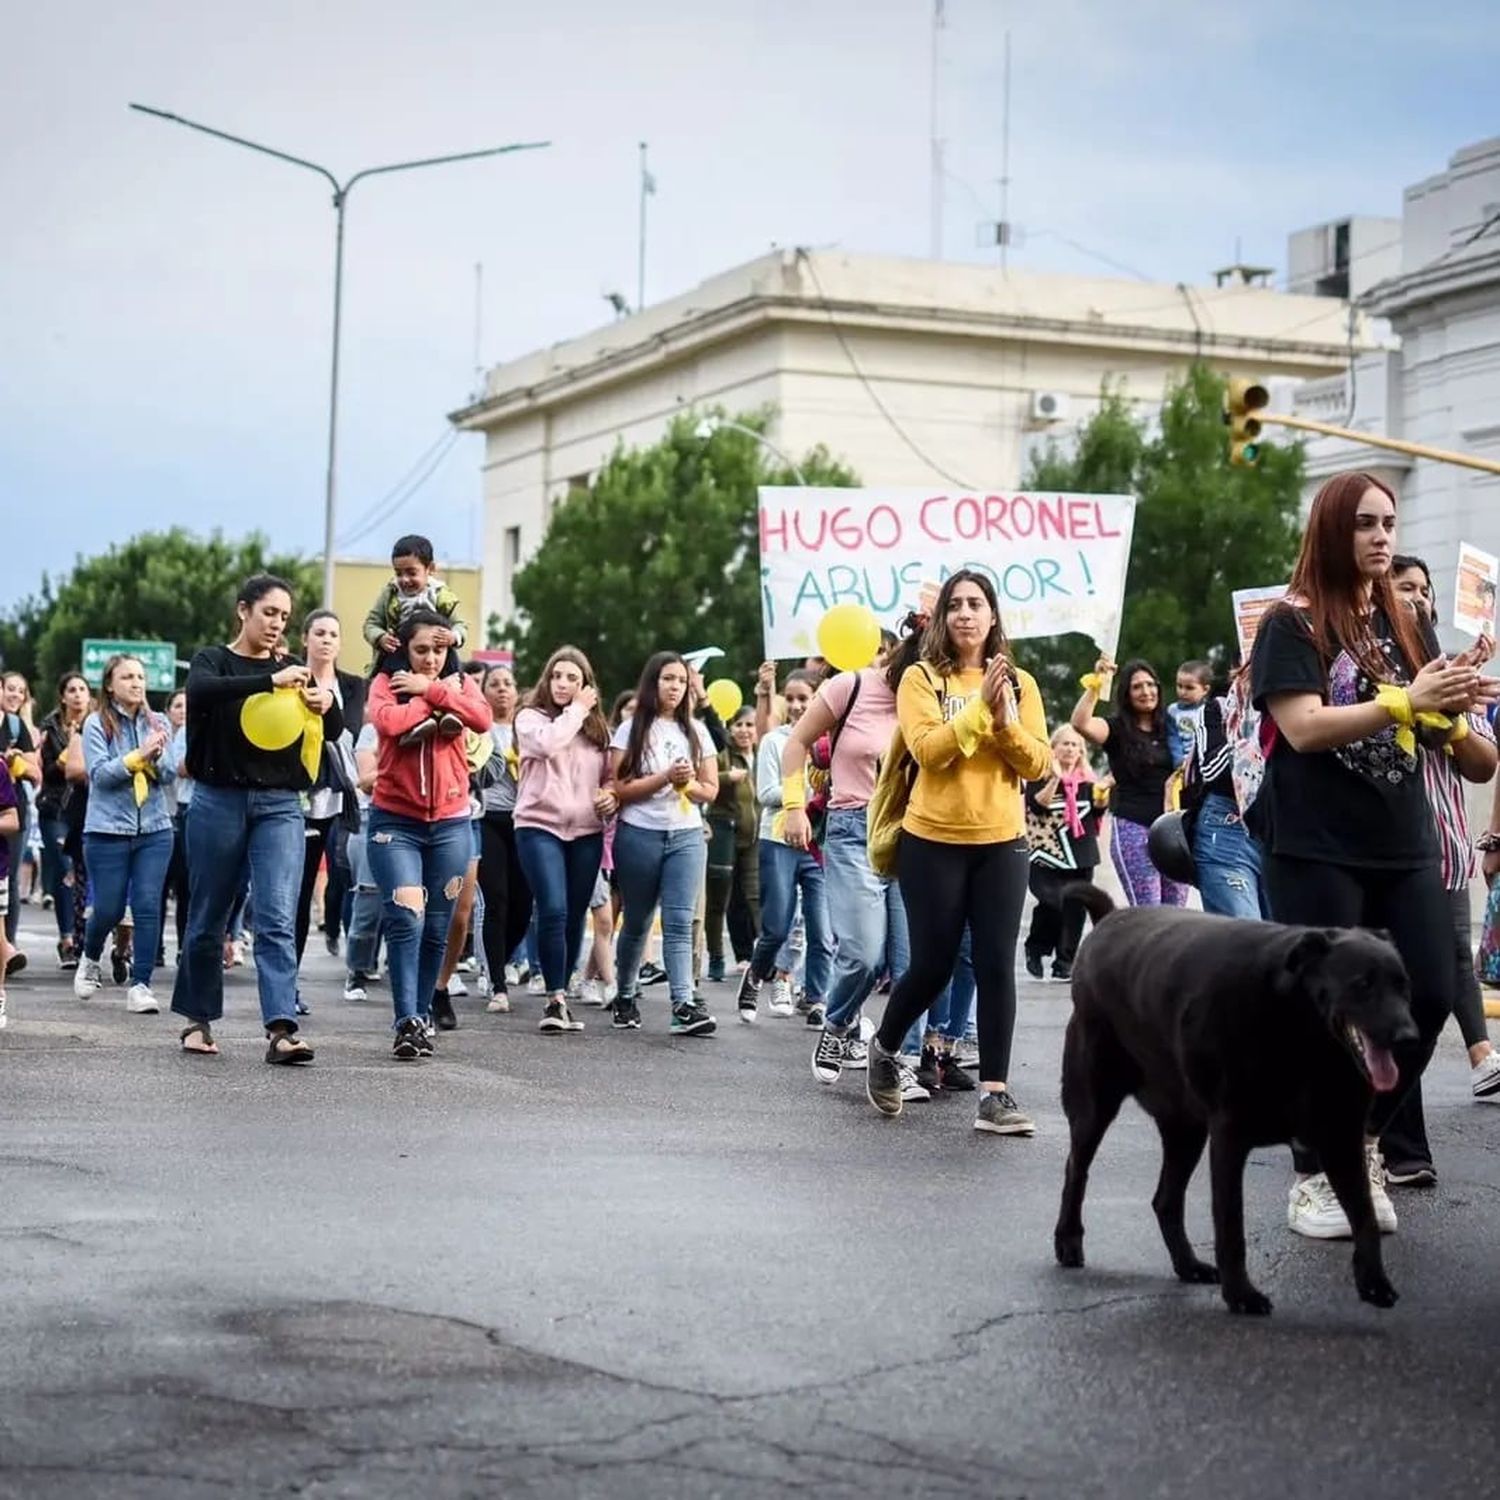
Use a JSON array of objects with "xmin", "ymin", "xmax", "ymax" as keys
[
  {"xmin": 129, "ymin": 104, "xmax": 549, "ymax": 604},
  {"xmin": 693, "ymin": 415, "xmax": 808, "ymax": 485}
]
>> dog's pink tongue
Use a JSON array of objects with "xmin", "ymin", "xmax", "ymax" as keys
[{"xmin": 1358, "ymin": 1031, "xmax": 1401, "ymax": 1093}]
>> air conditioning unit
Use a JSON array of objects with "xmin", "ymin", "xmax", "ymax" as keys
[{"xmin": 1030, "ymin": 390, "xmax": 1070, "ymax": 422}]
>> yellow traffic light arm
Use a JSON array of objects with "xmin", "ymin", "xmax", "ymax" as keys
[{"xmin": 1259, "ymin": 411, "xmax": 1500, "ymax": 478}]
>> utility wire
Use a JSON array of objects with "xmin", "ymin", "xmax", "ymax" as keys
[
  {"xmin": 794, "ymin": 247, "xmax": 977, "ymax": 490},
  {"xmin": 337, "ymin": 429, "xmax": 461, "ymax": 550},
  {"xmin": 335, "ymin": 428, "xmax": 458, "ymax": 546}
]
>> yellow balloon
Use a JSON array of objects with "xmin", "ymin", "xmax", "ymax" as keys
[
  {"xmin": 240, "ymin": 690, "xmax": 306, "ymax": 752},
  {"xmin": 817, "ymin": 603, "xmax": 882, "ymax": 672},
  {"xmin": 705, "ymin": 679, "xmax": 744, "ymax": 720}
]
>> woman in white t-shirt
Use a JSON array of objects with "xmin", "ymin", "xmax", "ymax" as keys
[{"xmin": 610, "ymin": 652, "xmax": 719, "ymax": 1035}]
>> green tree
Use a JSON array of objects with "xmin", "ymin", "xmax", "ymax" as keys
[
  {"xmin": 1018, "ymin": 365, "xmax": 1304, "ymax": 722},
  {"xmin": 506, "ymin": 411, "xmax": 859, "ymax": 694},
  {"xmin": 3, "ymin": 529, "xmax": 322, "ymax": 693}
]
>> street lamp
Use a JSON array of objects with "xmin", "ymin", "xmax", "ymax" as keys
[
  {"xmin": 129, "ymin": 103, "xmax": 550, "ymax": 605},
  {"xmin": 692, "ymin": 415, "xmax": 808, "ymax": 485}
]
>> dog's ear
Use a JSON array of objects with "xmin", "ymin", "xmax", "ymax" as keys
[
  {"xmin": 1367, "ymin": 927, "xmax": 1394, "ymax": 947},
  {"xmin": 1277, "ymin": 929, "xmax": 1335, "ymax": 1001}
]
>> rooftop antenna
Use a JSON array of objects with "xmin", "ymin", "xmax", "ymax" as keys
[{"xmin": 929, "ymin": 0, "xmax": 945, "ymax": 260}]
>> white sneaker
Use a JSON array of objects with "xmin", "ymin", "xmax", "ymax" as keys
[
  {"xmin": 343, "ymin": 977, "xmax": 369, "ymax": 1002},
  {"xmin": 456, "ymin": 955, "xmax": 478, "ymax": 974},
  {"xmin": 1472, "ymin": 1050, "xmax": 1500, "ymax": 1099},
  {"xmin": 1287, "ymin": 1174, "xmax": 1350, "ymax": 1239},
  {"xmin": 230, "ymin": 940, "xmax": 247, "ymax": 967},
  {"xmin": 486, "ymin": 991, "xmax": 511, "ymax": 1013},
  {"xmin": 527, "ymin": 974, "xmax": 546, "ymax": 996},
  {"xmin": 73, "ymin": 958, "xmax": 104, "ymax": 999},
  {"xmin": 1366, "ymin": 1143, "xmax": 1398, "ymax": 1233},
  {"xmin": 0, "ymin": 991, "xmax": 8, "ymax": 1029},
  {"xmin": 767, "ymin": 978, "xmax": 795, "ymax": 1017},
  {"xmin": 125, "ymin": 983, "xmax": 160, "ymax": 1015},
  {"xmin": 897, "ymin": 1061, "xmax": 931, "ymax": 1102},
  {"xmin": 578, "ymin": 978, "xmax": 606, "ymax": 1007},
  {"xmin": 504, "ymin": 964, "xmax": 522, "ymax": 988},
  {"xmin": 448, "ymin": 973, "xmax": 469, "ymax": 998}
]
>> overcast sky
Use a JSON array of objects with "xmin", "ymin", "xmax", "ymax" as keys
[{"xmin": 4, "ymin": 0, "xmax": 1497, "ymax": 610}]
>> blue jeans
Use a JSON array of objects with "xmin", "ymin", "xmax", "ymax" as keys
[
  {"xmin": 1193, "ymin": 793, "xmax": 1268, "ymax": 920},
  {"xmin": 821, "ymin": 809, "xmax": 910, "ymax": 1033},
  {"xmin": 752, "ymin": 839, "xmax": 832, "ymax": 1002},
  {"xmin": 514, "ymin": 827, "xmax": 604, "ymax": 994},
  {"xmin": 171, "ymin": 784, "xmax": 304, "ymax": 1027},
  {"xmin": 83, "ymin": 827, "xmax": 173, "ymax": 987},
  {"xmin": 614, "ymin": 821, "xmax": 708, "ymax": 1006},
  {"xmin": 929, "ymin": 927, "xmax": 976, "ymax": 1042},
  {"xmin": 365, "ymin": 809, "xmax": 473, "ymax": 1027},
  {"xmin": 344, "ymin": 819, "xmax": 384, "ymax": 977},
  {"xmin": 40, "ymin": 813, "xmax": 74, "ymax": 938}
]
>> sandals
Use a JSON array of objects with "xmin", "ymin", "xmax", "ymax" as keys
[
  {"xmin": 265, "ymin": 1030, "xmax": 315, "ymax": 1066},
  {"xmin": 180, "ymin": 1022, "xmax": 220, "ymax": 1056}
]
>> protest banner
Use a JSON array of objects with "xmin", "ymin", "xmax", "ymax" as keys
[
  {"xmin": 1230, "ymin": 585, "xmax": 1287, "ymax": 663},
  {"xmin": 1453, "ymin": 542, "xmax": 1498, "ymax": 639},
  {"xmin": 757, "ymin": 488, "xmax": 1136, "ymax": 660}
]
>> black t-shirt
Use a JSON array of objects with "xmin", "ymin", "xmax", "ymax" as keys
[
  {"xmin": 1025, "ymin": 779, "xmax": 1103, "ymax": 871},
  {"xmin": 1249, "ymin": 604, "xmax": 1437, "ymax": 869},
  {"xmin": 184, "ymin": 646, "xmax": 343, "ymax": 791},
  {"xmin": 1100, "ymin": 716, "xmax": 1173, "ymax": 826}
]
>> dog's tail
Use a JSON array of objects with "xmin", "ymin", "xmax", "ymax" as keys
[{"xmin": 1059, "ymin": 882, "xmax": 1117, "ymax": 926}]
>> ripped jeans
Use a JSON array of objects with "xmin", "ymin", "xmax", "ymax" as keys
[
  {"xmin": 1191, "ymin": 793, "xmax": 1268, "ymax": 920},
  {"xmin": 365, "ymin": 808, "xmax": 473, "ymax": 1028}
]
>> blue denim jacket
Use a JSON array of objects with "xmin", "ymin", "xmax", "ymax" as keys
[{"xmin": 82, "ymin": 706, "xmax": 176, "ymax": 837}]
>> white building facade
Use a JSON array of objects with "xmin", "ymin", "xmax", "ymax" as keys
[
  {"xmin": 453, "ymin": 249, "xmax": 1363, "ymax": 626},
  {"xmin": 1293, "ymin": 136, "xmax": 1500, "ymax": 652}
]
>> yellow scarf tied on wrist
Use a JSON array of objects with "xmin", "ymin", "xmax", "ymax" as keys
[
  {"xmin": 122, "ymin": 749, "xmax": 157, "ymax": 807},
  {"xmin": 1374, "ymin": 683, "xmax": 1454, "ymax": 757},
  {"xmin": 1080, "ymin": 673, "xmax": 1102, "ymax": 692}
]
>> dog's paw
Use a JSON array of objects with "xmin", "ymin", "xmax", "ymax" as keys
[
  {"xmin": 1054, "ymin": 1234, "xmax": 1085, "ymax": 1269},
  {"xmin": 1175, "ymin": 1258, "xmax": 1220, "ymax": 1285},
  {"xmin": 1223, "ymin": 1287, "xmax": 1273, "ymax": 1316},
  {"xmin": 1357, "ymin": 1273, "xmax": 1399, "ymax": 1309}
]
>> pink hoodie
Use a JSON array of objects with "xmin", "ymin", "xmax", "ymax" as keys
[{"xmin": 513, "ymin": 704, "xmax": 611, "ymax": 840}]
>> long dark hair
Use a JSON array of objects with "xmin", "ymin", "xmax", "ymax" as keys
[
  {"xmin": 1112, "ymin": 658, "xmax": 1168, "ymax": 776},
  {"xmin": 1282, "ymin": 471, "xmax": 1427, "ymax": 679},
  {"xmin": 525, "ymin": 646, "xmax": 609, "ymax": 750},
  {"xmin": 619, "ymin": 651, "xmax": 698, "ymax": 780},
  {"xmin": 53, "ymin": 671, "xmax": 90, "ymax": 723},
  {"xmin": 884, "ymin": 612, "xmax": 928, "ymax": 694},
  {"xmin": 920, "ymin": 570, "xmax": 1010, "ymax": 675}
]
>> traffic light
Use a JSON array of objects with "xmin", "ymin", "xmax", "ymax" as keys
[{"xmin": 1224, "ymin": 377, "xmax": 1269, "ymax": 466}]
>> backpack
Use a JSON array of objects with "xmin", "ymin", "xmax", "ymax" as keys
[
  {"xmin": 865, "ymin": 666, "xmax": 941, "ymax": 878},
  {"xmin": 1222, "ymin": 677, "xmax": 1272, "ymax": 817}
]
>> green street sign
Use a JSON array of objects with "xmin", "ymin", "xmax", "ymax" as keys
[{"xmin": 80, "ymin": 639, "xmax": 179, "ymax": 694}]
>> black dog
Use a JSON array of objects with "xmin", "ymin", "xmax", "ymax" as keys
[{"xmin": 1053, "ymin": 887, "xmax": 1418, "ymax": 1315}]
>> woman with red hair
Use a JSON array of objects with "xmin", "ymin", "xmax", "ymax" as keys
[{"xmin": 1250, "ymin": 471, "xmax": 1496, "ymax": 1239}]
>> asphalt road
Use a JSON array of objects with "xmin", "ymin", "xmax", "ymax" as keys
[{"xmin": 3, "ymin": 902, "xmax": 1499, "ymax": 1500}]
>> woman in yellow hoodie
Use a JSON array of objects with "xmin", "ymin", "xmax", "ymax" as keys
[{"xmin": 865, "ymin": 569, "xmax": 1052, "ymax": 1134}]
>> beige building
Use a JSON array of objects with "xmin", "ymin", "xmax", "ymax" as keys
[{"xmin": 451, "ymin": 249, "xmax": 1366, "ymax": 624}]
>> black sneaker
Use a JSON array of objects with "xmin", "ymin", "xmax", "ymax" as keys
[
  {"xmin": 811, "ymin": 1027, "xmax": 845, "ymax": 1085},
  {"xmin": 295, "ymin": 996, "xmax": 311, "ymax": 1017},
  {"xmin": 392, "ymin": 1018, "xmax": 425, "ymax": 1061},
  {"xmin": 110, "ymin": 950, "xmax": 129, "ymax": 985},
  {"xmin": 670, "ymin": 1001, "xmax": 717, "ymax": 1036},
  {"xmin": 1024, "ymin": 952, "xmax": 1044, "ymax": 980},
  {"xmin": 416, "ymin": 1024, "xmax": 435, "ymax": 1057},
  {"xmin": 540, "ymin": 997, "xmax": 584, "ymax": 1033},
  {"xmin": 398, "ymin": 717, "xmax": 440, "ymax": 748},
  {"xmin": 707, "ymin": 959, "xmax": 726, "ymax": 983},
  {"xmin": 736, "ymin": 968, "xmax": 761, "ymax": 1023},
  {"xmin": 866, "ymin": 1037, "xmax": 904, "ymax": 1116},
  {"xmin": 432, "ymin": 989, "xmax": 458, "ymax": 1031},
  {"xmin": 611, "ymin": 995, "xmax": 642, "ymax": 1029},
  {"xmin": 804, "ymin": 1003, "xmax": 826, "ymax": 1028},
  {"xmin": 325, "ymin": 933, "xmax": 340, "ymax": 958},
  {"xmin": 57, "ymin": 940, "xmax": 78, "ymax": 972},
  {"xmin": 639, "ymin": 961, "xmax": 668, "ymax": 987},
  {"xmin": 974, "ymin": 1090, "xmax": 1034, "ymax": 1135},
  {"xmin": 936, "ymin": 1051, "xmax": 976, "ymax": 1092},
  {"xmin": 1050, "ymin": 960, "xmax": 1072, "ymax": 982},
  {"xmin": 916, "ymin": 1046, "xmax": 943, "ymax": 1094}
]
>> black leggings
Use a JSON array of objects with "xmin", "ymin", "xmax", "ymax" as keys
[
  {"xmin": 877, "ymin": 833, "xmax": 1030, "ymax": 1081},
  {"xmin": 1262, "ymin": 853, "xmax": 1454, "ymax": 1172},
  {"xmin": 294, "ymin": 817, "xmax": 336, "ymax": 963},
  {"xmin": 1381, "ymin": 886, "xmax": 1485, "ymax": 1168},
  {"xmin": 478, "ymin": 812, "xmax": 533, "ymax": 992}
]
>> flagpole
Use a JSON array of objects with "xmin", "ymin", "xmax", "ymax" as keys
[{"xmin": 637, "ymin": 140, "xmax": 649, "ymax": 312}]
